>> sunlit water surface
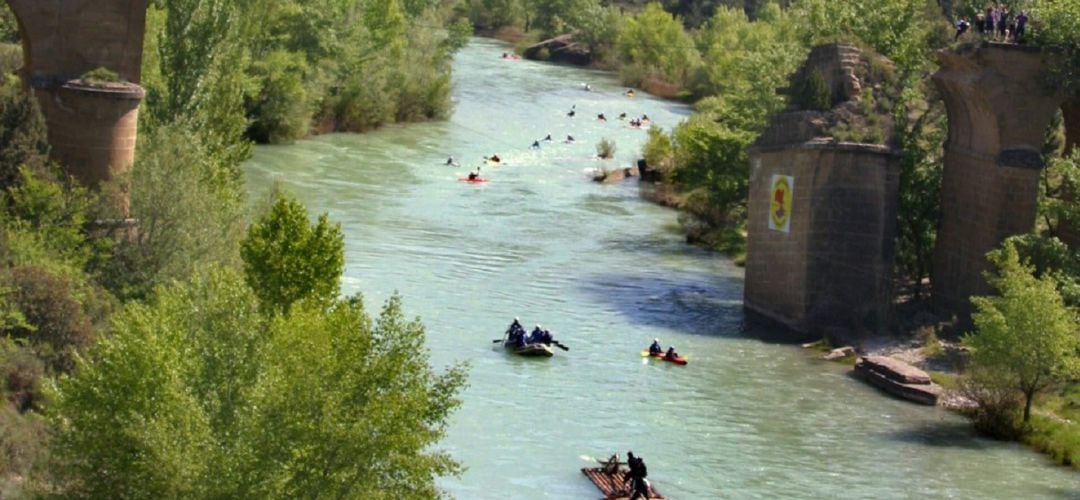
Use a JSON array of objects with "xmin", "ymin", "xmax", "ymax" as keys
[{"xmin": 244, "ymin": 38, "xmax": 1080, "ymax": 499}]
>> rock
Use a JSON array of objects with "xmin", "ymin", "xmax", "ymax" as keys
[
  {"xmin": 523, "ymin": 34, "xmax": 592, "ymax": 66},
  {"xmin": 823, "ymin": 346, "xmax": 855, "ymax": 360},
  {"xmin": 859, "ymin": 355, "xmax": 931, "ymax": 384},
  {"xmin": 854, "ymin": 356, "xmax": 942, "ymax": 406}
]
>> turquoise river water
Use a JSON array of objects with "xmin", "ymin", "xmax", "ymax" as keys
[{"xmin": 244, "ymin": 38, "xmax": 1080, "ymax": 499}]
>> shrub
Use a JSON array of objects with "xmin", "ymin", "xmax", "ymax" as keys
[
  {"xmin": 0, "ymin": 85, "xmax": 48, "ymax": 191},
  {"xmin": 596, "ymin": 138, "xmax": 616, "ymax": 159},
  {"xmin": 5, "ymin": 265, "xmax": 93, "ymax": 372},
  {"xmin": 0, "ymin": 339, "xmax": 44, "ymax": 413},
  {"xmin": 799, "ymin": 69, "xmax": 831, "ymax": 111},
  {"xmin": 79, "ymin": 67, "xmax": 121, "ymax": 85}
]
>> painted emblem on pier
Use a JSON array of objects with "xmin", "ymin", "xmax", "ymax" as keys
[{"xmin": 769, "ymin": 175, "xmax": 793, "ymax": 233}]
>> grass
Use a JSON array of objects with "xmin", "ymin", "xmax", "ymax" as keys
[{"xmin": 1025, "ymin": 413, "xmax": 1080, "ymax": 468}]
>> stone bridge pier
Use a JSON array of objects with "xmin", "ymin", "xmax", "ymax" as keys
[
  {"xmin": 932, "ymin": 43, "xmax": 1074, "ymax": 319},
  {"xmin": 5, "ymin": 0, "xmax": 148, "ymax": 212}
]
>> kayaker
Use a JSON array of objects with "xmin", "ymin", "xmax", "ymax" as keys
[
  {"xmin": 641, "ymin": 114, "xmax": 650, "ymax": 122},
  {"xmin": 648, "ymin": 339, "xmax": 662, "ymax": 355},
  {"xmin": 665, "ymin": 346, "xmax": 679, "ymax": 360},
  {"xmin": 543, "ymin": 134, "xmax": 553, "ymax": 141},
  {"xmin": 626, "ymin": 89, "xmax": 636, "ymax": 97},
  {"xmin": 468, "ymin": 167, "xmax": 481, "ymax": 181},
  {"xmin": 618, "ymin": 112, "xmax": 627, "ymax": 120},
  {"xmin": 597, "ymin": 113, "xmax": 606, "ymax": 122},
  {"xmin": 446, "ymin": 156, "xmax": 458, "ymax": 166},
  {"xmin": 489, "ymin": 154, "xmax": 501, "ymax": 163},
  {"xmin": 531, "ymin": 140, "xmax": 541, "ymax": 150},
  {"xmin": 568, "ymin": 109, "xmax": 576, "ymax": 117},
  {"xmin": 566, "ymin": 135, "xmax": 575, "ymax": 143}
]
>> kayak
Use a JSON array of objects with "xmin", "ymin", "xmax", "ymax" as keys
[
  {"xmin": 459, "ymin": 177, "xmax": 489, "ymax": 184},
  {"xmin": 507, "ymin": 342, "xmax": 554, "ymax": 357},
  {"xmin": 641, "ymin": 351, "xmax": 688, "ymax": 365}
]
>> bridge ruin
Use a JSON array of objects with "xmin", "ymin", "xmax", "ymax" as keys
[{"xmin": 4, "ymin": 0, "xmax": 148, "ymax": 212}]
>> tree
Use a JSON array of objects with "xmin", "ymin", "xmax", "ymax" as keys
[
  {"xmin": 47, "ymin": 269, "xmax": 466, "ymax": 498},
  {"xmin": 963, "ymin": 241, "xmax": 1080, "ymax": 424},
  {"xmin": 240, "ymin": 189, "xmax": 344, "ymax": 315}
]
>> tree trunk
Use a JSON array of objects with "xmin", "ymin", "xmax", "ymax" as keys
[{"xmin": 1023, "ymin": 389, "xmax": 1034, "ymax": 423}]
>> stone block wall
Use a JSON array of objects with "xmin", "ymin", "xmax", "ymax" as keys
[
  {"xmin": 931, "ymin": 43, "xmax": 1070, "ymax": 318},
  {"xmin": 745, "ymin": 141, "xmax": 899, "ymax": 338}
]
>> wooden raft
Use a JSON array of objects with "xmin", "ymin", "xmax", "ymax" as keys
[{"xmin": 581, "ymin": 467, "xmax": 664, "ymax": 499}]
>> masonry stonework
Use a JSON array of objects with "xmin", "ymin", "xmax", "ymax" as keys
[
  {"xmin": 745, "ymin": 45, "xmax": 900, "ymax": 341},
  {"xmin": 5, "ymin": 0, "xmax": 148, "ymax": 213},
  {"xmin": 931, "ymin": 43, "xmax": 1072, "ymax": 319}
]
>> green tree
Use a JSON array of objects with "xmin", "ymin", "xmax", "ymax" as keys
[
  {"xmin": 240, "ymin": 189, "xmax": 344, "ymax": 314},
  {"xmin": 100, "ymin": 124, "xmax": 246, "ymax": 301},
  {"xmin": 0, "ymin": 85, "xmax": 48, "ymax": 191},
  {"xmin": 47, "ymin": 269, "xmax": 466, "ymax": 498},
  {"xmin": 964, "ymin": 241, "xmax": 1080, "ymax": 424},
  {"xmin": 616, "ymin": 3, "xmax": 699, "ymax": 88}
]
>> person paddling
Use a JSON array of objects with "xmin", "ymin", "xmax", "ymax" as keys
[
  {"xmin": 648, "ymin": 339, "xmax": 662, "ymax": 355},
  {"xmin": 598, "ymin": 113, "xmax": 607, "ymax": 122},
  {"xmin": 543, "ymin": 134, "xmax": 553, "ymax": 141},
  {"xmin": 664, "ymin": 346, "xmax": 679, "ymax": 361},
  {"xmin": 468, "ymin": 167, "xmax": 481, "ymax": 181},
  {"xmin": 446, "ymin": 156, "xmax": 458, "ymax": 166},
  {"xmin": 566, "ymin": 135, "xmax": 575, "ymax": 143},
  {"xmin": 531, "ymin": 140, "xmax": 541, "ymax": 150}
]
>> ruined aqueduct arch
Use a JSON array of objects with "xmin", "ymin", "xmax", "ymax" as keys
[
  {"xmin": 4, "ymin": 0, "xmax": 148, "ymax": 212},
  {"xmin": 932, "ymin": 43, "xmax": 1079, "ymax": 319}
]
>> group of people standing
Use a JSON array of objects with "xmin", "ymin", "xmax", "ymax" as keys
[
  {"xmin": 505, "ymin": 317, "xmax": 553, "ymax": 347},
  {"xmin": 955, "ymin": 6, "xmax": 1030, "ymax": 43}
]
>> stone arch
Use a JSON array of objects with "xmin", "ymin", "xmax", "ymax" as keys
[
  {"xmin": 931, "ymin": 43, "xmax": 1075, "ymax": 319},
  {"xmin": 1, "ymin": 1, "xmax": 148, "ymax": 214}
]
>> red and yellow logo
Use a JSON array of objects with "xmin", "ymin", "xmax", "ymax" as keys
[{"xmin": 769, "ymin": 176, "xmax": 792, "ymax": 232}]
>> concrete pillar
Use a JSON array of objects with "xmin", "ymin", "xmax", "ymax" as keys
[
  {"xmin": 931, "ymin": 43, "xmax": 1069, "ymax": 319},
  {"xmin": 4, "ymin": 0, "xmax": 147, "ymax": 214}
]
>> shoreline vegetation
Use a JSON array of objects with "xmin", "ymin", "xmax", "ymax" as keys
[{"xmin": 0, "ymin": 0, "xmax": 1077, "ymax": 496}]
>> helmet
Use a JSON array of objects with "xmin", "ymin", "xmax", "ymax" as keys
[
  {"xmin": 514, "ymin": 317, "xmax": 519, "ymax": 321},
  {"xmin": 536, "ymin": 324, "xmax": 542, "ymax": 328},
  {"xmin": 653, "ymin": 338, "xmax": 659, "ymax": 343}
]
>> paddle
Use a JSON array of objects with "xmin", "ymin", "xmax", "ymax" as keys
[{"xmin": 550, "ymin": 340, "xmax": 570, "ymax": 351}]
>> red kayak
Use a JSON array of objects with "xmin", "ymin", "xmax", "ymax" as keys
[
  {"xmin": 641, "ymin": 351, "xmax": 688, "ymax": 365},
  {"xmin": 459, "ymin": 177, "xmax": 489, "ymax": 184}
]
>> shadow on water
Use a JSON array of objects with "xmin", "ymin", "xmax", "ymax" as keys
[
  {"xmin": 581, "ymin": 272, "xmax": 744, "ymax": 338},
  {"xmin": 885, "ymin": 421, "xmax": 991, "ymax": 450}
]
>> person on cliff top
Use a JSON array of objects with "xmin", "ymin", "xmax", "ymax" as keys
[
  {"xmin": 648, "ymin": 339, "xmax": 663, "ymax": 355},
  {"xmin": 1015, "ymin": 11, "xmax": 1028, "ymax": 42},
  {"xmin": 665, "ymin": 346, "xmax": 679, "ymax": 360},
  {"xmin": 954, "ymin": 17, "xmax": 971, "ymax": 42}
]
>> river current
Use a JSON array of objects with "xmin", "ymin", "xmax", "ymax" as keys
[{"xmin": 244, "ymin": 38, "xmax": 1080, "ymax": 499}]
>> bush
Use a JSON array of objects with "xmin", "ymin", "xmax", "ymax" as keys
[
  {"xmin": 79, "ymin": 67, "xmax": 121, "ymax": 85},
  {"xmin": 596, "ymin": 138, "xmax": 616, "ymax": 159},
  {"xmin": 799, "ymin": 69, "xmax": 831, "ymax": 111},
  {"xmin": 5, "ymin": 265, "xmax": 93, "ymax": 373},
  {"xmin": 956, "ymin": 367, "xmax": 1024, "ymax": 439},
  {"xmin": 0, "ymin": 339, "xmax": 44, "ymax": 413}
]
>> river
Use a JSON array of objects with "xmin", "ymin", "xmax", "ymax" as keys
[{"xmin": 243, "ymin": 38, "xmax": 1080, "ymax": 499}]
